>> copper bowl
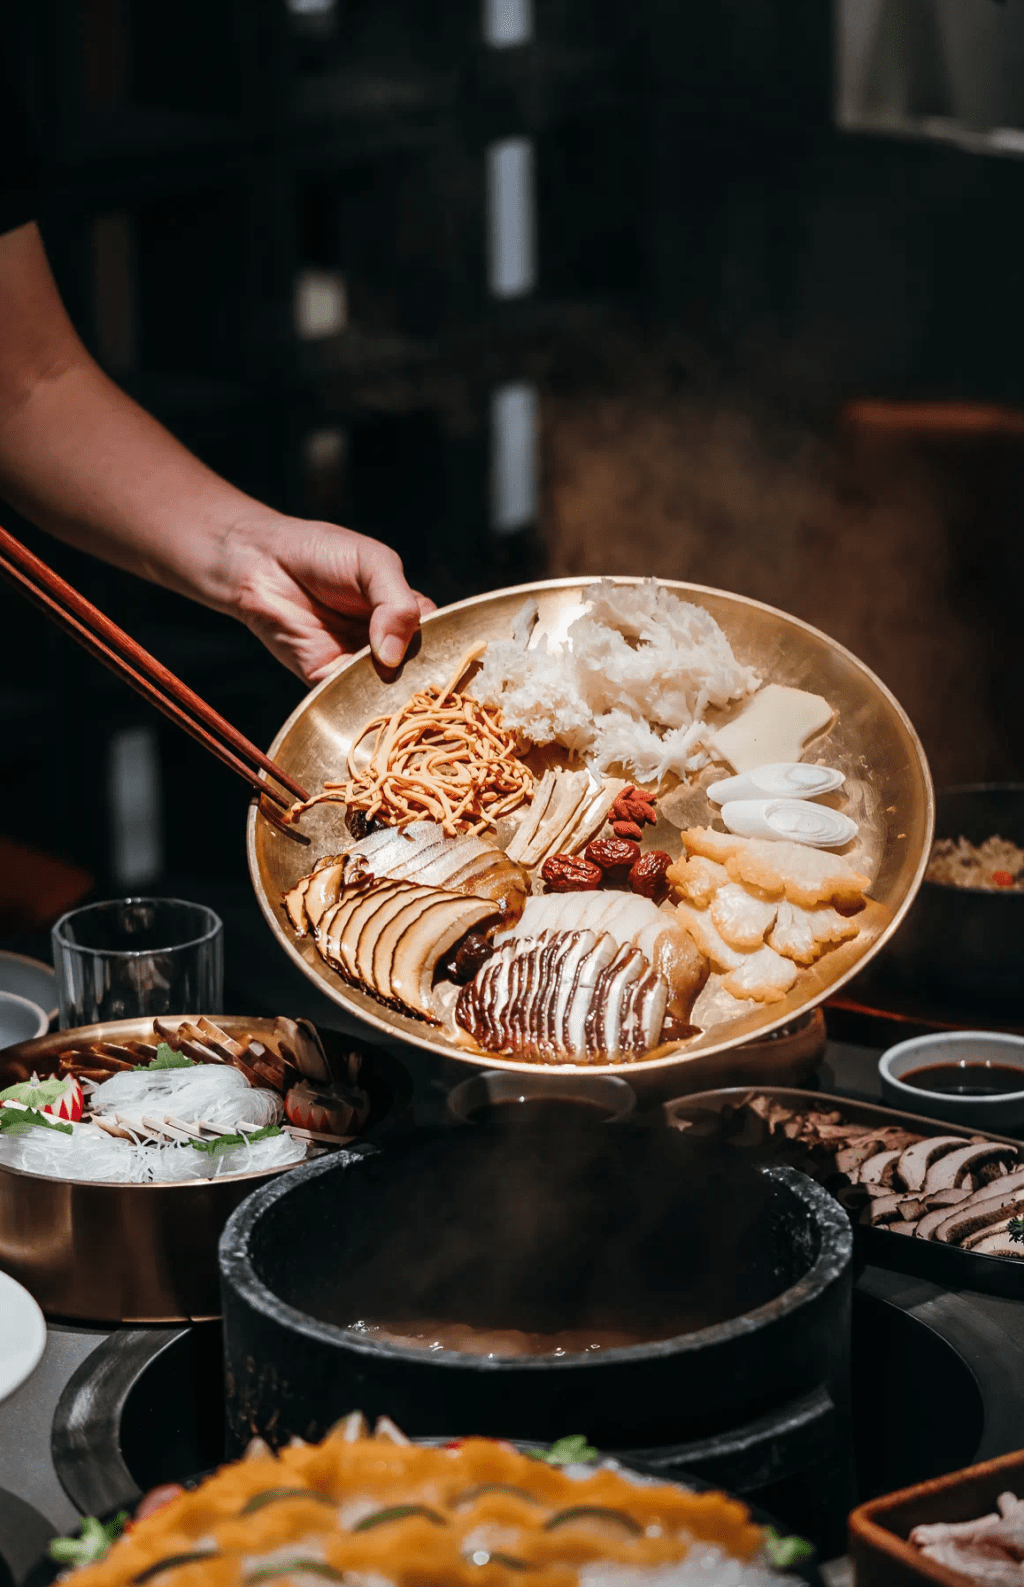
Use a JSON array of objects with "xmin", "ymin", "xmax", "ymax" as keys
[{"xmin": 0, "ymin": 1016, "xmax": 411, "ymax": 1323}]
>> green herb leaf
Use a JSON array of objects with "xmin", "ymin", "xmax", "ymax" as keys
[
  {"xmin": 452, "ymin": 1483, "xmax": 545, "ymax": 1508},
  {"xmin": 0, "ymin": 1078, "xmax": 70, "ymax": 1108},
  {"xmin": 131, "ymin": 1549, "xmax": 219, "ymax": 1583},
  {"xmin": 134, "ymin": 1042, "xmax": 194, "ymax": 1072},
  {"xmin": 533, "ymin": 1434, "xmax": 599, "ymax": 1466},
  {"xmin": 238, "ymin": 1486, "xmax": 335, "ymax": 1516},
  {"xmin": 245, "ymin": 1562, "xmax": 347, "ymax": 1585},
  {"xmin": 764, "ymin": 1526, "xmax": 815, "ymax": 1568},
  {"xmin": 0, "ymin": 1105, "xmax": 72, "ymax": 1138},
  {"xmin": 544, "ymin": 1505, "xmax": 642, "ymax": 1536},
  {"xmin": 49, "ymin": 1511, "xmax": 128, "ymax": 1567},
  {"xmin": 1008, "ymin": 1216, "xmax": 1024, "ymax": 1245},
  {"xmin": 190, "ymin": 1125, "xmax": 282, "ymax": 1156},
  {"xmin": 353, "ymin": 1504, "xmax": 447, "ymax": 1531}
]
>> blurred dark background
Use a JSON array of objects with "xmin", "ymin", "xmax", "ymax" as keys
[{"xmin": 1, "ymin": 0, "xmax": 1023, "ymax": 1009}]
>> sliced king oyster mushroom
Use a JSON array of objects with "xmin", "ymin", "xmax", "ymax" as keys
[
  {"xmin": 923, "ymin": 1142, "xmax": 1018, "ymax": 1194},
  {"xmin": 888, "ymin": 1221, "xmax": 918, "ymax": 1236},
  {"xmin": 719, "ymin": 799, "xmax": 858, "ymax": 848},
  {"xmin": 707, "ymin": 764, "xmax": 845, "ymax": 804},
  {"xmin": 896, "ymin": 1135, "xmax": 970, "ymax": 1193}
]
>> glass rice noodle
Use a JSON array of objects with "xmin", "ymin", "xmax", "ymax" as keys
[
  {"xmin": 926, "ymin": 835, "xmax": 1024, "ymax": 892},
  {"xmin": 0, "ymin": 1066, "xmax": 305, "ymax": 1184}
]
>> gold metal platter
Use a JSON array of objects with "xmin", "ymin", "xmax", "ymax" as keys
[{"xmin": 248, "ymin": 578, "xmax": 934, "ymax": 1093}]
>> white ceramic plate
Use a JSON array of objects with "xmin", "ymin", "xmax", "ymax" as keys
[
  {"xmin": 0, "ymin": 1269, "xmax": 46, "ymax": 1404},
  {"xmin": 0, "ymin": 952, "xmax": 56, "ymax": 1026}
]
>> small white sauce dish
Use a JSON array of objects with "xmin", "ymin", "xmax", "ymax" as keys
[
  {"xmin": 879, "ymin": 1030, "xmax": 1024, "ymax": 1128},
  {"xmin": 0, "ymin": 991, "xmax": 49, "ymax": 1050}
]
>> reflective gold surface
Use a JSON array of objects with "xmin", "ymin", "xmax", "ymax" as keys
[
  {"xmin": 0, "ymin": 1016, "xmax": 403, "ymax": 1323},
  {"xmin": 248, "ymin": 578, "xmax": 935, "ymax": 1087}
]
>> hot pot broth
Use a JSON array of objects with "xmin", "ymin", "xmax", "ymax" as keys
[{"xmin": 251, "ymin": 1124, "xmax": 814, "ymax": 1357}]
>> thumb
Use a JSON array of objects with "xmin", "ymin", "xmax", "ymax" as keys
[{"xmin": 363, "ymin": 552, "xmax": 426, "ymax": 668}]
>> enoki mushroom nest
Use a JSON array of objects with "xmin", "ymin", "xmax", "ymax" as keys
[{"xmin": 286, "ymin": 645, "xmax": 534, "ymax": 837}]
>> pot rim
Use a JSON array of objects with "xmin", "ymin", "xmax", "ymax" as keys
[{"xmin": 219, "ymin": 1150, "xmax": 852, "ymax": 1372}]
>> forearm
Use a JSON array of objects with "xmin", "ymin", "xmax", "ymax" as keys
[
  {"xmin": 0, "ymin": 223, "xmax": 264, "ymax": 611},
  {"xmin": 0, "ymin": 343, "xmax": 267, "ymax": 611},
  {"xmin": 0, "ymin": 223, "xmax": 428, "ymax": 682}
]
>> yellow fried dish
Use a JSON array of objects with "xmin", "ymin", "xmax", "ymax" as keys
[{"xmin": 68, "ymin": 1423, "xmax": 773, "ymax": 1587}]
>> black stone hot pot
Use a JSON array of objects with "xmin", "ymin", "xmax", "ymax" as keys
[{"xmin": 219, "ymin": 1124, "xmax": 853, "ymax": 1463}]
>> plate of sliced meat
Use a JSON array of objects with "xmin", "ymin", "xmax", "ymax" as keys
[{"xmin": 664, "ymin": 1085, "xmax": 1024, "ymax": 1298}]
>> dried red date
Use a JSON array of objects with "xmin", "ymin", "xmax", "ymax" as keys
[
  {"xmin": 442, "ymin": 931, "xmax": 495, "ymax": 984},
  {"xmin": 585, "ymin": 836, "xmax": 641, "ymax": 873},
  {"xmin": 542, "ymin": 854, "xmax": 602, "ymax": 892},
  {"xmin": 628, "ymin": 850, "xmax": 672, "ymax": 899}
]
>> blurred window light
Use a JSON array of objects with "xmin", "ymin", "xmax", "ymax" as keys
[
  {"xmin": 109, "ymin": 726, "xmax": 162, "ymax": 887},
  {"xmin": 491, "ymin": 381, "xmax": 538, "ymax": 534},
  {"xmin": 286, "ymin": 0, "xmax": 335, "ymax": 14},
  {"xmin": 295, "ymin": 268, "xmax": 347, "ymax": 339},
  {"xmin": 486, "ymin": 138, "xmax": 536, "ymax": 298},
  {"xmin": 483, "ymin": 0, "xmax": 533, "ymax": 47},
  {"xmin": 304, "ymin": 426, "xmax": 346, "ymax": 476}
]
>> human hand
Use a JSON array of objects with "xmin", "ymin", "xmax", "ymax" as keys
[{"xmin": 225, "ymin": 513, "xmax": 434, "ymax": 685}]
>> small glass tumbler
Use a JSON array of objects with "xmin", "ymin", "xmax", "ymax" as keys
[{"xmin": 52, "ymin": 897, "xmax": 224, "ymax": 1029}]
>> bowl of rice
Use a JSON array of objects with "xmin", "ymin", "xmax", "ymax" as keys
[{"xmin": 873, "ymin": 784, "xmax": 1024, "ymax": 1017}]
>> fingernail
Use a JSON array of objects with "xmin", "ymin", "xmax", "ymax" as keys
[{"xmin": 378, "ymin": 636, "xmax": 404, "ymax": 668}]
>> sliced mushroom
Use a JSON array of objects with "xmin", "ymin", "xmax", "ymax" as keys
[
  {"xmin": 962, "ymin": 1215, "xmax": 1022, "ymax": 1251},
  {"xmin": 860, "ymin": 1149, "xmax": 903, "ymax": 1187},
  {"xmin": 931, "ymin": 1192, "xmax": 1024, "ymax": 1246},
  {"xmin": 970, "ymin": 1233, "xmax": 1024, "ymax": 1258},
  {"xmin": 283, "ymin": 874, "xmax": 312, "ymax": 933},
  {"xmin": 970, "ymin": 1166, "xmax": 1024, "ymax": 1204},
  {"xmin": 922, "ymin": 1187, "xmax": 972, "ymax": 1208},
  {"xmin": 865, "ymin": 1194, "xmax": 910, "ymax": 1225},
  {"xmin": 837, "ymin": 1133, "xmax": 914, "ymax": 1178},
  {"xmin": 896, "ymin": 1135, "xmax": 969, "ymax": 1193},
  {"xmin": 888, "ymin": 1221, "xmax": 918, "ymax": 1237},
  {"xmin": 389, "ymin": 894, "xmax": 500, "ymax": 1019},
  {"xmin": 923, "ymin": 1142, "xmax": 1018, "ymax": 1194}
]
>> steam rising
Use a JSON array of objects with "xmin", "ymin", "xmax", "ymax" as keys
[{"xmin": 275, "ymin": 1123, "xmax": 803, "ymax": 1351}]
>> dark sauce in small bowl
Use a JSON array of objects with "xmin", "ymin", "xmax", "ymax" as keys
[
  {"xmin": 467, "ymin": 1097, "xmax": 617, "ymax": 1127},
  {"xmin": 901, "ymin": 1060, "xmax": 1024, "ymax": 1098}
]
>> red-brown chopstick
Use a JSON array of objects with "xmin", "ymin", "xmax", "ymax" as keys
[{"xmin": 0, "ymin": 527, "xmax": 309, "ymax": 808}]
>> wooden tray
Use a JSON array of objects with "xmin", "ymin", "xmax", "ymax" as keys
[
  {"xmin": 849, "ymin": 1446, "xmax": 1024, "ymax": 1587},
  {"xmin": 664, "ymin": 1085, "xmax": 1024, "ymax": 1300}
]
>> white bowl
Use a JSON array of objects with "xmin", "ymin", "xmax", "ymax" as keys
[
  {"xmin": 879, "ymin": 1030, "xmax": 1024, "ymax": 1127},
  {"xmin": 446, "ymin": 1069, "xmax": 636, "ymax": 1125},
  {"xmin": 0, "ymin": 951, "xmax": 56, "ymax": 1026},
  {"xmin": 0, "ymin": 991, "xmax": 49, "ymax": 1050}
]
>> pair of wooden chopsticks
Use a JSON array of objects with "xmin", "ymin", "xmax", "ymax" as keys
[{"xmin": 0, "ymin": 523, "xmax": 309, "ymax": 810}]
